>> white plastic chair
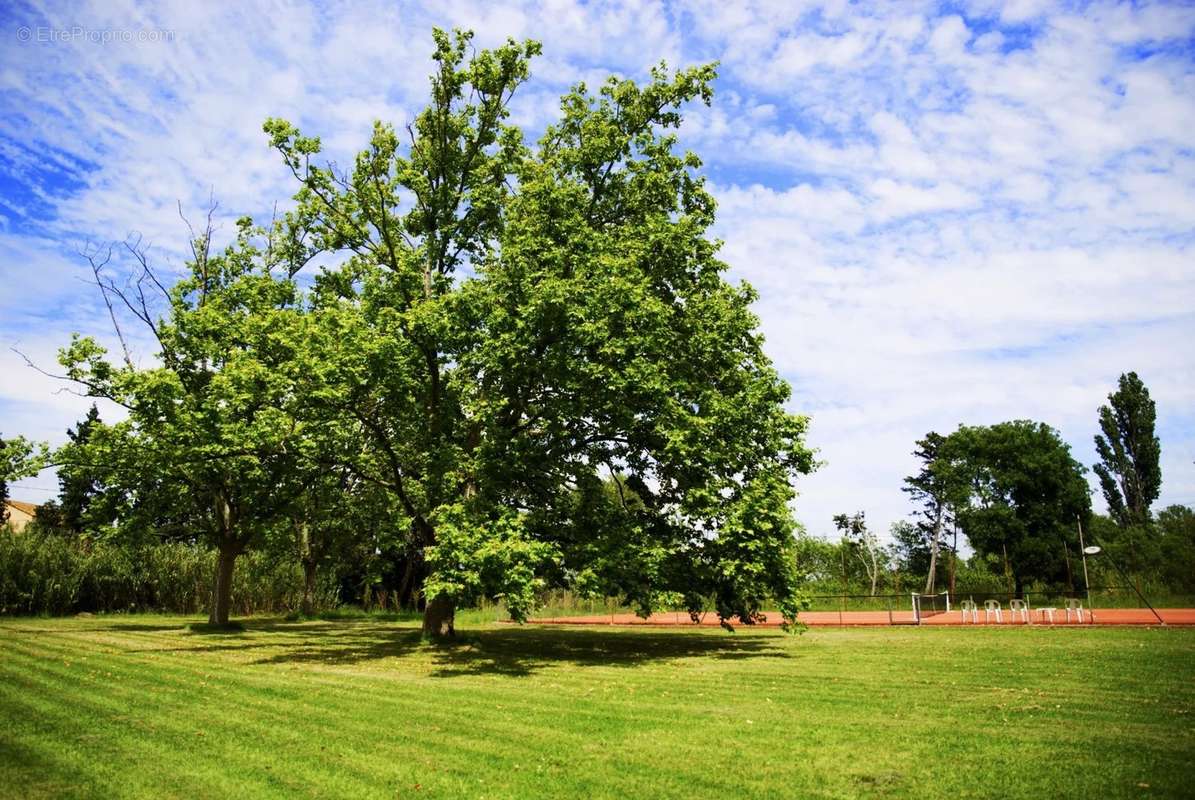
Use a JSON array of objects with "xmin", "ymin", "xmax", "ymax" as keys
[
  {"xmin": 959, "ymin": 599, "xmax": 979, "ymax": 624},
  {"xmin": 1064, "ymin": 598, "xmax": 1086, "ymax": 624},
  {"xmin": 983, "ymin": 599, "xmax": 1002, "ymax": 624},
  {"xmin": 1009, "ymin": 598, "xmax": 1030, "ymax": 623}
]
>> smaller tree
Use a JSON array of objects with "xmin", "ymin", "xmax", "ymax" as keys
[
  {"xmin": 56, "ymin": 405, "xmax": 116, "ymax": 535},
  {"xmin": 1093, "ymin": 372, "xmax": 1161, "ymax": 528},
  {"xmin": 57, "ymin": 216, "xmax": 317, "ymax": 625},
  {"xmin": 834, "ymin": 511, "xmax": 881, "ymax": 596},
  {"xmin": 902, "ymin": 431, "xmax": 963, "ymax": 593},
  {"xmin": 947, "ymin": 421, "xmax": 1091, "ymax": 593},
  {"xmin": 890, "ymin": 520, "xmax": 930, "ymax": 577}
]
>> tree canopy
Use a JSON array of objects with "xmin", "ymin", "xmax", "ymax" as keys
[
  {"xmin": 265, "ymin": 29, "xmax": 815, "ymax": 635},
  {"xmin": 52, "ymin": 29, "xmax": 815, "ymax": 634},
  {"xmin": 939, "ymin": 421, "xmax": 1091, "ymax": 592}
]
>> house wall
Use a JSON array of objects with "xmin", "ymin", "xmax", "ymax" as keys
[{"xmin": 3, "ymin": 501, "xmax": 38, "ymax": 533}]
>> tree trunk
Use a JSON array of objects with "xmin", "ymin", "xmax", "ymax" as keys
[
  {"xmin": 301, "ymin": 558, "xmax": 318, "ymax": 616},
  {"xmin": 948, "ymin": 524, "xmax": 958, "ymax": 595},
  {"xmin": 1002, "ymin": 542, "xmax": 1015, "ymax": 596},
  {"xmin": 924, "ymin": 506, "xmax": 943, "ymax": 594},
  {"xmin": 397, "ymin": 551, "xmax": 419, "ymax": 609},
  {"xmin": 208, "ymin": 545, "xmax": 238, "ymax": 625},
  {"xmin": 422, "ymin": 594, "xmax": 455, "ymax": 638},
  {"xmin": 297, "ymin": 519, "xmax": 318, "ymax": 616}
]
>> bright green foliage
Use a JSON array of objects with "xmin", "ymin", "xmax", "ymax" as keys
[
  {"xmin": 0, "ymin": 436, "xmax": 47, "ymax": 527},
  {"xmin": 1093, "ymin": 371, "xmax": 1162, "ymax": 527},
  {"xmin": 56, "ymin": 218, "xmax": 319, "ymax": 623},
  {"xmin": 266, "ymin": 30, "xmax": 814, "ymax": 633},
  {"xmin": 833, "ymin": 511, "xmax": 882, "ymax": 595},
  {"xmin": 0, "ymin": 435, "xmax": 47, "ymax": 489},
  {"xmin": 2, "ymin": 618, "xmax": 1193, "ymax": 799},
  {"xmin": 424, "ymin": 504, "xmax": 555, "ymax": 623},
  {"xmin": 941, "ymin": 421, "xmax": 1091, "ymax": 592}
]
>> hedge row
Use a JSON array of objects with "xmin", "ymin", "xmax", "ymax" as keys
[{"xmin": 0, "ymin": 534, "xmax": 338, "ymax": 616}]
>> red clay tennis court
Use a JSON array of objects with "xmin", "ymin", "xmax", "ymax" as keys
[{"xmin": 528, "ymin": 607, "xmax": 1195, "ymax": 627}]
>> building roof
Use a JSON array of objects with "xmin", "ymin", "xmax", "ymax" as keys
[{"xmin": 5, "ymin": 500, "xmax": 40, "ymax": 516}]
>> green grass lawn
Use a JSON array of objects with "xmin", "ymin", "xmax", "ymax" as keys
[{"xmin": 1, "ymin": 616, "xmax": 1192, "ymax": 799}]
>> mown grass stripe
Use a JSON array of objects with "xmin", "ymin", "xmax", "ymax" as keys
[{"xmin": 2, "ymin": 617, "xmax": 1193, "ymax": 799}]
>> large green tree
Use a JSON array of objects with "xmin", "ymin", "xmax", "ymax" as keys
[
  {"xmin": 1093, "ymin": 371, "xmax": 1161, "ymax": 528},
  {"xmin": 942, "ymin": 421, "xmax": 1091, "ymax": 593},
  {"xmin": 268, "ymin": 30, "xmax": 815, "ymax": 636}
]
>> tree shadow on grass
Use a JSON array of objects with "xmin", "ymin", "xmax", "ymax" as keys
[
  {"xmin": 105, "ymin": 622, "xmax": 196, "ymax": 633},
  {"xmin": 0, "ymin": 733, "xmax": 102, "ymax": 797},
  {"xmin": 120, "ymin": 620, "xmax": 411, "ymax": 656},
  {"xmin": 248, "ymin": 628, "xmax": 425, "ymax": 666},
  {"xmin": 245, "ymin": 624, "xmax": 794, "ymax": 677},
  {"xmin": 70, "ymin": 617, "xmax": 795, "ymax": 677},
  {"xmin": 427, "ymin": 627, "xmax": 794, "ymax": 677}
]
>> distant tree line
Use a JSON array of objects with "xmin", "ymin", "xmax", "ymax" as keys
[{"xmin": 819, "ymin": 372, "xmax": 1193, "ymax": 600}]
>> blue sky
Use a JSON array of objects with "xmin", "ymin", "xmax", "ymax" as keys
[{"xmin": 1, "ymin": 0, "xmax": 1193, "ymax": 540}]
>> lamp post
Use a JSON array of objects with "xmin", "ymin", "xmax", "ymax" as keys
[
  {"xmin": 1076, "ymin": 515, "xmax": 1092, "ymax": 609},
  {"xmin": 1082, "ymin": 544, "xmax": 1165, "ymax": 625}
]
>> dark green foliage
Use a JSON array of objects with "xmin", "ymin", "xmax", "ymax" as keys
[
  {"xmin": 941, "ymin": 420, "xmax": 1091, "ymax": 593},
  {"xmin": 55, "ymin": 405, "xmax": 111, "ymax": 534},
  {"xmin": 1093, "ymin": 372, "xmax": 1161, "ymax": 527},
  {"xmin": 890, "ymin": 520, "xmax": 931, "ymax": 577},
  {"xmin": 902, "ymin": 431, "xmax": 963, "ymax": 592},
  {"xmin": 1087, "ymin": 505, "xmax": 1195, "ymax": 593},
  {"xmin": 1156, "ymin": 505, "xmax": 1195, "ymax": 591}
]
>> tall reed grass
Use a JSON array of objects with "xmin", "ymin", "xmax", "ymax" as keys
[{"xmin": 0, "ymin": 534, "xmax": 338, "ymax": 616}]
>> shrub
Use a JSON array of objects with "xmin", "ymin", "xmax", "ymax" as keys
[{"xmin": 0, "ymin": 534, "xmax": 338, "ymax": 616}]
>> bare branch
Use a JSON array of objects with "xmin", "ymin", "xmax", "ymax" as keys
[
  {"xmin": 10, "ymin": 347, "xmax": 135, "ymax": 412},
  {"xmin": 78, "ymin": 242, "xmax": 134, "ymax": 368}
]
